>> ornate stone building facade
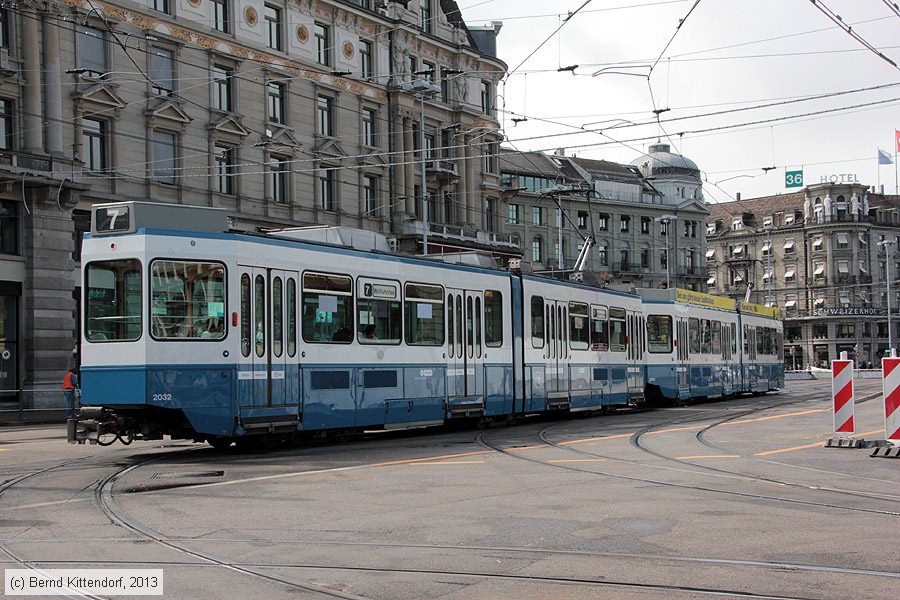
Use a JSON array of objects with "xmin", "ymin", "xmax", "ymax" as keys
[
  {"xmin": 500, "ymin": 144, "xmax": 709, "ymax": 291},
  {"xmin": 0, "ymin": 0, "xmax": 506, "ymax": 412},
  {"xmin": 706, "ymin": 183, "xmax": 900, "ymax": 369}
]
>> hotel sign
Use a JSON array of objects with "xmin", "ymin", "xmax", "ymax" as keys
[{"xmin": 817, "ymin": 307, "xmax": 881, "ymax": 316}]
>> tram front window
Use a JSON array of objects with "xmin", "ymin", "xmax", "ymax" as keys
[
  {"xmin": 150, "ymin": 260, "xmax": 226, "ymax": 340},
  {"xmin": 85, "ymin": 259, "xmax": 142, "ymax": 342}
]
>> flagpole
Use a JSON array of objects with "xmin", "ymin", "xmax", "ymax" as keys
[{"xmin": 878, "ymin": 152, "xmax": 881, "ymax": 191}]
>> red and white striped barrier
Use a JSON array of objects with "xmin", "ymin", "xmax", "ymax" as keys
[
  {"xmin": 883, "ymin": 356, "xmax": 900, "ymax": 444},
  {"xmin": 831, "ymin": 358, "xmax": 855, "ymax": 435}
]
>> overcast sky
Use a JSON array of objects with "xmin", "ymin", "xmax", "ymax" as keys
[{"xmin": 458, "ymin": 0, "xmax": 900, "ymax": 203}]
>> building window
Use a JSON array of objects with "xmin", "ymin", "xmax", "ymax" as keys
[
  {"xmin": 486, "ymin": 198, "xmax": 496, "ymax": 232},
  {"xmin": 620, "ymin": 246, "xmax": 630, "ymax": 269},
  {"xmin": 149, "ymin": 47, "xmax": 174, "ymax": 96},
  {"xmin": 661, "ymin": 249, "xmax": 668, "ymax": 269},
  {"xmin": 482, "ymin": 142, "xmax": 497, "ymax": 174},
  {"xmin": 640, "ymin": 216, "xmax": 650, "ymax": 234},
  {"xmin": 0, "ymin": 10, "xmax": 8, "ymax": 49},
  {"xmin": 152, "ymin": 130, "xmax": 177, "ymax": 184},
  {"xmin": 362, "ymin": 108, "xmax": 376, "ymax": 147},
  {"xmin": 82, "ymin": 118, "xmax": 107, "ymax": 172},
  {"xmin": 211, "ymin": 65, "xmax": 233, "ymax": 112},
  {"xmin": 267, "ymin": 81, "xmax": 285, "ymax": 124},
  {"xmin": 598, "ymin": 243, "xmax": 608, "ymax": 266},
  {"xmin": 319, "ymin": 169, "xmax": 336, "ymax": 211},
  {"xmin": 211, "ymin": 0, "xmax": 229, "ymax": 33},
  {"xmin": 620, "ymin": 215, "xmax": 630, "ymax": 233},
  {"xmin": 363, "ymin": 174, "xmax": 379, "ymax": 214},
  {"xmin": 315, "ymin": 23, "xmax": 330, "ymax": 66},
  {"xmin": 440, "ymin": 67, "xmax": 450, "ymax": 102},
  {"xmin": 265, "ymin": 4, "xmax": 282, "ymax": 51},
  {"xmin": 641, "ymin": 247, "xmax": 650, "ymax": 268},
  {"xmin": 577, "ymin": 211, "xmax": 588, "ymax": 229},
  {"xmin": 597, "ymin": 213, "xmax": 608, "ymax": 231},
  {"xmin": 532, "ymin": 206, "xmax": 545, "ymax": 226},
  {"xmin": 481, "ymin": 81, "xmax": 492, "ymax": 114},
  {"xmin": 508, "ymin": 203, "xmax": 521, "ymax": 224},
  {"xmin": 268, "ymin": 154, "xmax": 289, "ymax": 203},
  {"xmin": 419, "ymin": 0, "xmax": 432, "ymax": 32},
  {"xmin": 213, "ymin": 144, "xmax": 236, "ymax": 195},
  {"xmin": 532, "ymin": 237, "xmax": 543, "ymax": 263},
  {"xmin": 149, "ymin": 0, "xmax": 170, "ymax": 14},
  {"xmin": 77, "ymin": 26, "xmax": 107, "ymax": 77},
  {"xmin": 317, "ymin": 95, "xmax": 333, "ymax": 136},
  {"xmin": 660, "ymin": 219, "xmax": 669, "ymax": 236},
  {"xmin": 0, "ymin": 99, "xmax": 13, "ymax": 150},
  {"xmin": 360, "ymin": 40, "xmax": 373, "ymax": 79},
  {"xmin": 0, "ymin": 201, "xmax": 17, "ymax": 254}
]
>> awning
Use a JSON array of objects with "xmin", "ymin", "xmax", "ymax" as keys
[
  {"xmin": 837, "ymin": 261, "xmax": 849, "ymax": 273},
  {"xmin": 785, "ymin": 215, "xmax": 795, "ymax": 224},
  {"xmin": 812, "ymin": 237, "xmax": 823, "ymax": 249},
  {"xmin": 784, "ymin": 300, "xmax": 797, "ymax": 308},
  {"xmin": 859, "ymin": 261, "xmax": 869, "ymax": 274},
  {"xmin": 763, "ymin": 270, "xmax": 773, "ymax": 279},
  {"xmin": 706, "ymin": 248, "xmax": 716, "ymax": 258},
  {"xmin": 765, "ymin": 300, "xmax": 776, "ymax": 308},
  {"xmin": 814, "ymin": 298, "xmax": 825, "ymax": 306},
  {"xmin": 859, "ymin": 232, "xmax": 868, "ymax": 244},
  {"xmin": 783, "ymin": 239, "xmax": 795, "ymax": 250},
  {"xmin": 732, "ymin": 246, "xmax": 744, "ymax": 255},
  {"xmin": 761, "ymin": 241, "xmax": 772, "ymax": 253},
  {"xmin": 837, "ymin": 232, "xmax": 849, "ymax": 245},
  {"xmin": 733, "ymin": 273, "xmax": 744, "ymax": 283},
  {"xmin": 814, "ymin": 264, "xmax": 825, "ymax": 275},
  {"xmin": 707, "ymin": 275, "xmax": 716, "ymax": 285},
  {"xmin": 784, "ymin": 269, "xmax": 796, "ymax": 279}
]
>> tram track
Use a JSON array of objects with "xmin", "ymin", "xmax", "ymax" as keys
[{"xmin": 477, "ymin": 393, "xmax": 900, "ymax": 517}]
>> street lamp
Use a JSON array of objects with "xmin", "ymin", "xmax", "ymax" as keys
[
  {"xmin": 655, "ymin": 215, "xmax": 676, "ymax": 289},
  {"xmin": 399, "ymin": 77, "xmax": 441, "ymax": 255},
  {"xmin": 879, "ymin": 239, "xmax": 896, "ymax": 357}
]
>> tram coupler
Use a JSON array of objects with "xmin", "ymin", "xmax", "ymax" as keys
[{"xmin": 67, "ymin": 407, "xmax": 117, "ymax": 445}]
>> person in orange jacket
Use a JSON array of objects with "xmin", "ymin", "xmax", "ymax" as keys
[{"xmin": 63, "ymin": 367, "xmax": 79, "ymax": 418}]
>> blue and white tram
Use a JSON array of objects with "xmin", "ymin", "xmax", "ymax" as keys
[
  {"xmin": 70, "ymin": 201, "xmax": 783, "ymax": 446},
  {"xmin": 638, "ymin": 289, "xmax": 783, "ymax": 403}
]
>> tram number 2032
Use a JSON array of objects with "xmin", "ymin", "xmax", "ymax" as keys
[{"xmin": 152, "ymin": 393, "xmax": 173, "ymax": 402}]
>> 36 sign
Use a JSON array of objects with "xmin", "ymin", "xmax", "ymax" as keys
[{"xmin": 785, "ymin": 169, "xmax": 804, "ymax": 188}]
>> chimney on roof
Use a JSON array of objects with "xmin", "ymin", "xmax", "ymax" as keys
[
  {"xmin": 735, "ymin": 192, "xmax": 741, "ymax": 202},
  {"xmin": 555, "ymin": 148, "xmax": 566, "ymax": 156}
]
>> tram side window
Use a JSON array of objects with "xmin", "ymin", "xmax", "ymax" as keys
[
  {"xmin": 405, "ymin": 283, "xmax": 444, "ymax": 346},
  {"xmin": 302, "ymin": 272, "xmax": 353, "ymax": 343},
  {"xmin": 272, "ymin": 276, "xmax": 283, "ymax": 357},
  {"xmin": 569, "ymin": 302, "xmax": 589, "ymax": 351},
  {"xmin": 699, "ymin": 319, "xmax": 711, "ymax": 354},
  {"xmin": 484, "ymin": 290, "xmax": 503, "ymax": 347},
  {"xmin": 756, "ymin": 326, "xmax": 765, "ymax": 356},
  {"xmin": 590, "ymin": 306, "xmax": 608, "ymax": 351},
  {"xmin": 531, "ymin": 296, "xmax": 544, "ymax": 348},
  {"xmin": 743, "ymin": 325, "xmax": 750, "ymax": 355},
  {"xmin": 711, "ymin": 321, "xmax": 721, "ymax": 355},
  {"xmin": 149, "ymin": 261, "xmax": 225, "ymax": 340},
  {"xmin": 357, "ymin": 281, "xmax": 401, "ymax": 344},
  {"xmin": 689, "ymin": 318, "xmax": 700, "ymax": 354},
  {"xmin": 647, "ymin": 315, "xmax": 673, "ymax": 353},
  {"xmin": 85, "ymin": 259, "xmax": 142, "ymax": 342},
  {"xmin": 731, "ymin": 323, "xmax": 737, "ymax": 356},
  {"xmin": 608, "ymin": 307, "xmax": 626, "ymax": 352}
]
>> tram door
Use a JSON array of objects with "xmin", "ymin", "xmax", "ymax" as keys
[
  {"xmin": 237, "ymin": 267, "xmax": 300, "ymax": 415},
  {"xmin": 446, "ymin": 288, "xmax": 484, "ymax": 400},
  {"xmin": 543, "ymin": 300, "xmax": 568, "ymax": 399}
]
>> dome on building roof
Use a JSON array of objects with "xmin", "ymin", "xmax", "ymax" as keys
[{"xmin": 631, "ymin": 143, "xmax": 700, "ymax": 179}]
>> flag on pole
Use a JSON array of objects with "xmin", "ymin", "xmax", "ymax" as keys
[
  {"xmin": 896, "ymin": 129, "xmax": 900, "ymax": 153},
  {"xmin": 879, "ymin": 149, "xmax": 894, "ymax": 165}
]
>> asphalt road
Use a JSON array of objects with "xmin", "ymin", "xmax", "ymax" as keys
[{"xmin": 1, "ymin": 379, "xmax": 898, "ymax": 599}]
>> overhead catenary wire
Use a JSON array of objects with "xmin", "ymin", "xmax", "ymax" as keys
[{"xmin": 808, "ymin": 0, "xmax": 898, "ymax": 69}]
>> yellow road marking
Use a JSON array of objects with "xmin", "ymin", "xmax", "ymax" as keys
[
  {"xmin": 410, "ymin": 460, "xmax": 484, "ymax": 465},
  {"xmin": 676, "ymin": 455, "xmax": 739, "ymax": 460},
  {"xmin": 0, "ymin": 448, "xmax": 8, "ymax": 452},
  {"xmin": 559, "ymin": 433, "xmax": 632, "ymax": 445},
  {"xmin": 547, "ymin": 458, "xmax": 607, "ymax": 463},
  {"xmin": 725, "ymin": 408, "xmax": 828, "ymax": 426},
  {"xmin": 372, "ymin": 450, "xmax": 492, "ymax": 467},
  {"xmin": 755, "ymin": 429, "xmax": 884, "ymax": 456}
]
